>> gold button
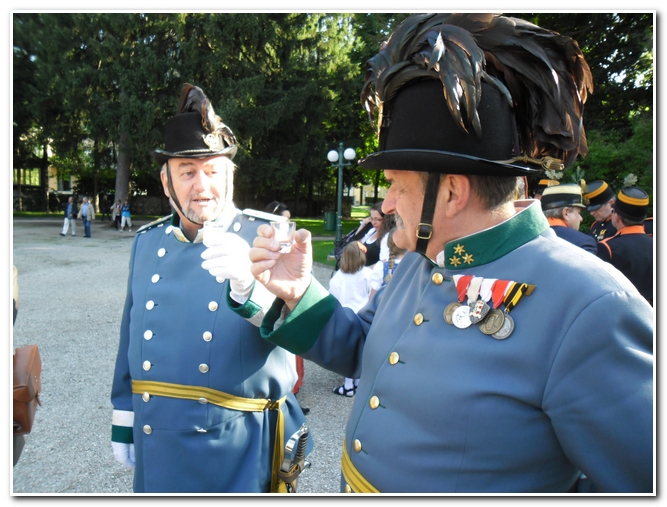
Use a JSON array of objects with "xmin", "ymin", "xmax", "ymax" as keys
[
  {"xmin": 199, "ymin": 364, "xmax": 209, "ymax": 373},
  {"xmin": 344, "ymin": 484, "xmax": 352, "ymax": 493},
  {"xmin": 203, "ymin": 331, "xmax": 213, "ymax": 342},
  {"xmin": 216, "ymin": 276, "xmax": 226, "ymax": 284},
  {"xmin": 144, "ymin": 330, "xmax": 153, "ymax": 340},
  {"xmin": 151, "ymin": 274, "xmax": 160, "ymax": 283},
  {"xmin": 143, "ymin": 425, "xmax": 152, "ymax": 434},
  {"xmin": 142, "ymin": 360, "xmax": 151, "ymax": 371},
  {"xmin": 208, "ymin": 301, "xmax": 219, "ymax": 312},
  {"xmin": 432, "ymin": 272, "xmax": 444, "ymax": 285},
  {"xmin": 233, "ymin": 222, "xmax": 241, "ymax": 232},
  {"xmin": 414, "ymin": 313, "xmax": 424, "ymax": 326},
  {"xmin": 146, "ymin": 300, "xmax": 155, "ymax": 310},
  {"xmin": 165, "ymin": 226, "xmax": 173, "ymax": 234},
  {"xmin": 369, "ymin": 396, "xmax": 380, "ymax": 409},
  {"xmin": 157, "ymin": 248, "xmax": 166, "ymax": 257},
  {"xmin": 353, "ymin": 439, "xmax": 362, "ymax": 452},
  {"xmin": 142, "ymin": 392, "xmax": 150, "ymax": 402},
  {"xmin": 389, "ymin": 352, "xmax": 399, "ymax": 365},
  {"xmin": 198, "ymin": 397, "xmax": 208, "ymax": 404}
]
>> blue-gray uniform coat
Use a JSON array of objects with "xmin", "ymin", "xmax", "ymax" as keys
[
  {"xmin": 111, "ymin": 209, "xmax": 309, "ymax": 493},
  {"xmin": 243, "ymin": 200, "xmax": 653, "ymax": 493}
]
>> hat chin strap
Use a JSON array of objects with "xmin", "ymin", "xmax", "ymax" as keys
[
  {"xmin": 415, "ymin": 172, "xmax": 441, "ymax": 257},
  {"xmin": 166, "ymin": 159, "xmax": 204, "ymax": 226}
]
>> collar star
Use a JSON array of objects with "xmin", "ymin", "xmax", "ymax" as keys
[{"xmin": 442, "ymin": 200, "xmax": 549, "ymax": 270}]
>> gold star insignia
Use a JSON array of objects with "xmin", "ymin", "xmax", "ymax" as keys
[
  {"xmin": 453, "ymin": 244, "xmax": 465, "ymax": 255},
  {"xmin": 463, "ymin": 253, "xmax": 474, "ymax": 265},
  {"xmin": 449, "ymin": 256, "xmax": 461, "ymax": 267}
]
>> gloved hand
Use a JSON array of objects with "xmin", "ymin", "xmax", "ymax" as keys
[
  {"xmin": 112, "ymin": 441, "xmax": 135, "ymax": 469},
  {"xmin": 201, "ymin": 232, "xmax": 255, "ymax": 302}
]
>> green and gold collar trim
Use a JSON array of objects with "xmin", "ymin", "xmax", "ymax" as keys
[{"xmin": 441, "ymin": 200, "xmax": 549, "ymax": 270}]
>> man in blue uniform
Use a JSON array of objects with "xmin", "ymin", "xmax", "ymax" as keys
[
  {"xmin": 598, "ymin": 186, "xmax": 653, "ymax": 306},
  {"xmin": 240, "ymin": 14, "xmax": 653, "ymax": 493},
  {"xmin": 541, "ymin": 184, "xmax": 597, "ymax": 254},
  {"xmin": 584, "ymin": 180, "xmax": 617, "ymax": 241},
  {"xmin": 110, "ymin": 84, "xmax": 309, "ymax": 493}
]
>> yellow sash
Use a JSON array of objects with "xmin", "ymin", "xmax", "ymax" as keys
[
  {"xmin": 341, "ymin": 439, "xmax": 380, "ymax": 493},
  {"xmin": 132, "ymin": 380, "xmax": 287, "ymax": 493}
]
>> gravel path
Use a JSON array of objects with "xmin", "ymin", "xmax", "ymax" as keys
[{"xmin": 11, "ymin": 216, "xmax": 353, "ymax": 495}]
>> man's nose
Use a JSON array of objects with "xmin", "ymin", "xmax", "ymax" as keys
[{"xmin": 193, "ymin": 169, "xmax": 212, "ymax": 192}]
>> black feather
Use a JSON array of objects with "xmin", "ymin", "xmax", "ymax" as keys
[{"xmin": 360, "ymin": 13, "xmax": 593, "ymax": 168}]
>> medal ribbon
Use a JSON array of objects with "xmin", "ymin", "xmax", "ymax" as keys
[
  {"xmin": 479, "ymin": 278, "xmax": 497, "ymax": 303},
  {"xmin": 466, "ymin": 277, "xmax": 484, "ymax": 305},
  {"xmin": 503, "ymin": 282, "xmax": 528, "ymax": 314},
  {"xmin": 454, "ymin": 275, "xmax": 474, "ymax": 302},
  {"xmin": 491, "ymin": 280, "xmax": 512, "ymax": 308}
]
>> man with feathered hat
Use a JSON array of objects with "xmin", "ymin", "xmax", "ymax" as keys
[
  {"xmin": 110, "ymin": 84, "xmax": 310, "ymax": 493},
  {"xmin": 242, "ymin": 14, "xmax": 653, "ymax": 492}
]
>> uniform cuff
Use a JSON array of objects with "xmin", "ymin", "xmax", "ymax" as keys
[{"xmin": 260, "ymin": 278, "xmax": 337, "ymax": 355}]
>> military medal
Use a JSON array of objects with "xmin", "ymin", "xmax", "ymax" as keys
[
  {"xmin": 471, "ymin": 278, "xmax": 496, "ymax": 325},
  {"xmin": 492, "ymin": 313, "xmax": 514, "ymax": 339},
  {"xmin": 479, "ymin": 308, "xmax": 505, "ymax": 335},
  {"xmin": 445, "ymin": 275, "xmax": 473, "ymax": 325},
  {"xmin": 464, "ymin": 277, "xmax": 485, "ymax": 325},
  {"xmin": 452, "ymin": 304, "xmax": 472, "ymax": 328},
  {"xmin": 443, "ymin": 302, "xmax": 461, "ymax": 325}
]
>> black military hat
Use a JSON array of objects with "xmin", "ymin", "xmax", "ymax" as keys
[
  {"xmin": 584, "ymin": 180, "xmax": 615, "ymax": 211},
  {"xmin": 613, "ymin": 186, "xmax": 649, "ymax": 220},
  {"xmin": 359, "ymin": 80, "xmax": 542, "ymax": 177},
  {"xmin": 153, "ymin": 84, "xmax": 237, "ymax": 167},
  {"xmin": 540, "ymin": 183, "xmax": 586, "ymax": 210}
]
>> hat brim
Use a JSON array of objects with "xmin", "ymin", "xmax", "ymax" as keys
[
  {"xmin": 153, "ymin": 147, "xmax": 237, "ymax": 167},
  {"xmin": 358, "ymin": 149, "xmax": 543, "ymax": 177},
  {"xmin": 586, "ymin": 203, "xmax": 602, "ymax": 212}
]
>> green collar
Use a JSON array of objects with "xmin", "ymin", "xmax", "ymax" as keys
[{"xmin": 440, "ymin": 200, "xmax": 549, "ymax": 270}]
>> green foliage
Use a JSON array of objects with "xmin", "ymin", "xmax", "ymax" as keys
[{"xmin": 13, "ymin": 12, "xmax": 654, "ymax": 213}]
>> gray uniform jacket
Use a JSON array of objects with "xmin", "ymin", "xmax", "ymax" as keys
[
  {"xmin": 243, "ymin": 200, "xmax": 653, "ymax": 493},
  {"xmin": 111, "ymin": 208, "xmax": 308, "ymax": 493}
]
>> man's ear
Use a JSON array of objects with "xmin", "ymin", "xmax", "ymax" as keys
[
  {"xmin": 160, "ymin": 164, "xmax": 171, "ymax": 198},
  {"xmin": 440, "ymin": 174, "xmax": 471, "ymax": 218}
]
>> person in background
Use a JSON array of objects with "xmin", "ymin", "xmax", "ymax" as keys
[
  {"xmin": 120, "ymin": 199, "xmax": 133, "ymax": 232},
  {"xmin": 354, "ymin": 201, "xmax": 389, "ymax": 266},
  {"xmin": 77, "ymin": 196, "xmax": 95, "ymax": 238},
  {"xmin": 60, "ymin": 196, "xmax": 77, "ymax": 237},
  {"xmin": 541, "ymin": 184, "xmax": 597, "ymax": 254},
  {"xmin": 328, "ymin": 241, "xmax": 372, "ymax": 397},
  {"xmin": 532, "ymin": 179, "xmax": 560, "ymax": 200},
  {"xmin": 242, "ymin": 13, "xmax": 652, "ymax": 492},
  {"xmin": 583, "ymin": 180, "xmax": 617, "ymax": 241},
  {"xmin": 13, "ymin": 265, "xmax": 25, "ymax": 466},
  {"xmin": 112, "ymin": 199, "xmax": 122, "ymax": 231},
  {"xmin": 369, "ymin": 229, "xmax": 406, "ymax": 300},
  {"xmin": 597, "ymin": 186, "xmax": 653, "ymax": 306}
]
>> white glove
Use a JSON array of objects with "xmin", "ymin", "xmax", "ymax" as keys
[
  {"xmin": 112, "ymin": 441, "xmax": 135, "ymax": 469},
  {"xmin": 201, "ymin": 232, "xmax": 254, "ymax": 302}
]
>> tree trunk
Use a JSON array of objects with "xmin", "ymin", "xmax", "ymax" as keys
[
  {"xmin": 39, "ymin": 144, "xmax": 49, "ymax": 211},
  {"xmin": 115, "ymin": 130, "xmax": 131, "ymax": 203}
]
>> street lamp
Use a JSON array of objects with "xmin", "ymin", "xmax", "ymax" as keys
[{"xmin": 327, "ymin": 142, "xmax": 356, "ymax": 246}]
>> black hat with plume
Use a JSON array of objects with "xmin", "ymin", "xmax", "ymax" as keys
[
  {"xmin": 358, "ymin": 13, "xmax": 593, "ymax": 255},
  {"xmin": 155, "ymin": 84, "xmax": 238, "ymax": 226},
  {"xmin": 154, "ymin": 84, "xmax": 237, "ymax": 167}
]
